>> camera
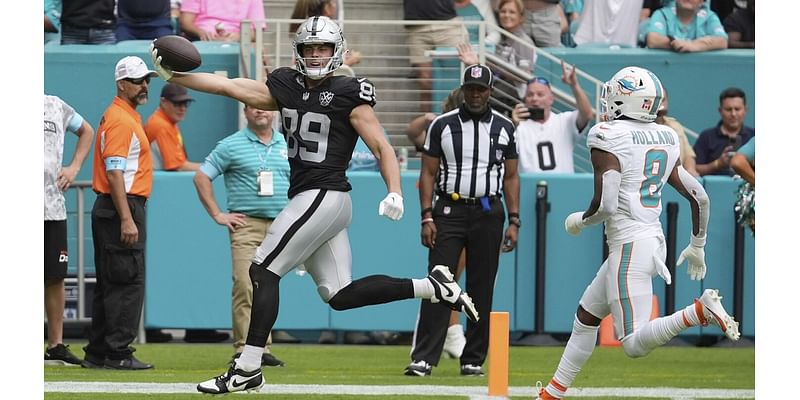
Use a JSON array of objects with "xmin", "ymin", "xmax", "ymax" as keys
[{"xmin": 527, "ymin": 107, "xmax": 545, "ymax": 120}]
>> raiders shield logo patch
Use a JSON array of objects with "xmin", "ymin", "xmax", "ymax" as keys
[{"xmin": 320, "ymin": 91, "xmax": 334, "ymax": 106}]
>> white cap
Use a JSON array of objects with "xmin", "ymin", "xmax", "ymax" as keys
[{"xmin": 114, "ymin": 56, "xmax": 157, "ymax": 81}]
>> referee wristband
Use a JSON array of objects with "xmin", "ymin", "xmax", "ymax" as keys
[{"xmin": 421, "ymin": 218, "xmax": 434, "ymax": 225}]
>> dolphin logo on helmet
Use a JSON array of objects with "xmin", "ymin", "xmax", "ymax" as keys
[{"xmin": 601, "ymin": 66, "xmax": 664, "ymax": 122}]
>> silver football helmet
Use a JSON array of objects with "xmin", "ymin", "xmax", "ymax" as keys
[
  {"xmin": 600, "ymin": 66, "xmax": 664, "ymax": 122},
  {"xmin": 292, "ymin": 16, "xmax": 346, "ymax": 80}
]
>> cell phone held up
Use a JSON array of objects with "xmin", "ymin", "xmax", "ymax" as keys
[{"xmin": 527, "ymin": 107, "xmax": 545, "ymax": 120}]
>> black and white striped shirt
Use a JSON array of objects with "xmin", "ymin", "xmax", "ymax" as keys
[{"xmin": 423, "ymin": 106, "xmax": 518, "ymax": 198}]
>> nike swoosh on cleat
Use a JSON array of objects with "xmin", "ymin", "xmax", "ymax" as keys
[
  {"xmin": 230, "ymin": 376, "xmax": 257, "ymax": 391},
  {"xmin": 441, "ymin": 283, "xmax": 455, "ymax": 299}
]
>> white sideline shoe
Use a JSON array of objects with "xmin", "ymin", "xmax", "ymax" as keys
[
  {"xmin": 428, "ymin": 265, "xmax": 479, "ymax": 322},
  {"xmin": 196, "ymin": 362, "xmax": 264, "ymax": 394},
  {"xmin": 442, "ymin": 324, "xmax": 466, "ymax": 359},
  {"xmin": 697, "ymin": 289, "xmax": 741, "ymax": 341}
]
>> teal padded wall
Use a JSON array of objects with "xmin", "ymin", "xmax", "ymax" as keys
[{"xmin": 141, "ymin": 172, "xmax": 755, "ymax": 337}]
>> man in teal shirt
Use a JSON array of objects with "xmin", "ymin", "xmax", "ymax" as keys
[
  {"xmin": 194, "ymin": 105, "xmax": 290, "ymax": 367},
  {"xmin": 645, "ymin": 0, "xmax": 728, "ymax": 52}
]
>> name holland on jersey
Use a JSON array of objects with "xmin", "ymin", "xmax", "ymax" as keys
[{"xmin": 630, "ymin": 129, "xmax": 676, "ymax": 146}]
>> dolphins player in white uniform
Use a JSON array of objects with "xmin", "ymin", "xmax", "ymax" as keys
[{"xmin": 536, "ymin": 66, "xmax": 741, "ymax": 400}]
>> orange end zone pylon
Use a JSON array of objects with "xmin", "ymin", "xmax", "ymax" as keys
[
  {"xmin": 599, "ymin": 295, "xmax": 660, "ymax": 347},
  {"xmin": 488, "ymin": 311, "xmax": 509, "ymax": 397}
]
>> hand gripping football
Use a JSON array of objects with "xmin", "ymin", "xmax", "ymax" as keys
[{"xmin": 152, "ymin": 35, "xmax": 202, "ymax": 72}]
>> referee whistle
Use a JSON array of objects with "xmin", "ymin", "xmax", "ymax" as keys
[{"xmin": 451, "ymin": 193, "xmax": 460, "ymax": 201}]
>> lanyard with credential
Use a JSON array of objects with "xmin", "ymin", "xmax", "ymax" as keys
[{"xmin": 254, "ymin": 139, "xmax": 274, "ymax": 196}]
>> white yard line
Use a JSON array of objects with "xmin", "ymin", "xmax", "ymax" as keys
[{"xmin": 44, "ymin": 382, "xmax": 755, "ymax": 398}]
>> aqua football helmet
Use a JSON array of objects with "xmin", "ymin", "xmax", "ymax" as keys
[
  {"xmin": 293, "ymin": 16, "xmax": 345, "ymax": 80},
  {"xmin": 601, "ymin": 66, "xmax": 664, "ymax": 122}
]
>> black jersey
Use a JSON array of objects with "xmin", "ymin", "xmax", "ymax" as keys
[{"xmin": 267, "ymin": 67, "xmax": 377, "ymax": 198}]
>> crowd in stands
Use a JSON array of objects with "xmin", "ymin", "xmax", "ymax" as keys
[{"xmin": 44, "ymin": 0, "xmax": 755, "ymax": 50}]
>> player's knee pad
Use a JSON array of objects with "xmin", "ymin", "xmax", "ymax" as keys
[
  {"xmin": 326, "ymin": 284, "xmax": 353, "ymax": 311},
  {"xmin": 249, "ymin": 263, "xmax": 280, "ymax": 290},
  {"xmin": 621, "ymin": 334, "xmax": 650, "ymax": 358}
]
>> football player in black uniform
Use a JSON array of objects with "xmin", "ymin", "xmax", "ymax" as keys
[{"xmin": 151, "ymin": 16, "xmax": 479, "ymax": 394}]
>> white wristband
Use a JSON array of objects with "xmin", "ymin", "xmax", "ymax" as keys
[{"xmin": 690, "ymin": 234, "xmax": 706, "ymax": 248}]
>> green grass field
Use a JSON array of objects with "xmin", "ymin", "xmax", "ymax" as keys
[{"xmin": 44, "ymin": 342, "xmax": 754, "ymax": 399}]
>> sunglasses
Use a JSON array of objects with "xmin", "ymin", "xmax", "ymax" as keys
[
  {"xmin": 169, "ymin": 100, "xmax": 192, "ymax": 108},
  {"xmin": 124, "ymin": 76, "xmax": 151, "ymax": 85},
  {"xmin": 527, "ymin": 77, "xmax": 550, "ymax": 87}
]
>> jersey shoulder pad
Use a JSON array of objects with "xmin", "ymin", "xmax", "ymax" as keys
[
  {"xmin": 267, "ymin": 67, "xmax": 303, "ymax": 87},
  {"xmin": 587, "ymin": 121, "xmax": 630, "ymax": 153},
  {"xmin": 330, "ymin": 75, "xmax": 377, "ymax": 107}
]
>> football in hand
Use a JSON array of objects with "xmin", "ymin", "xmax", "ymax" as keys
[{"xmin": 152, "ymin": 35, "xmax": 202, "ymax": 72}]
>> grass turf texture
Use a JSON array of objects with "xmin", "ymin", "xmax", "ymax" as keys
[{"xmin": 45, "ymin": 342, "xmax": 754, "ymax": 399}]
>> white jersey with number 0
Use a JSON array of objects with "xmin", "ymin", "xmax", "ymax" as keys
[{"xmin": 586, "ymin": 119, "xmax": 680, "ymax": 248}]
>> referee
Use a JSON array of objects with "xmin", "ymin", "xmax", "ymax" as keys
[{"xmin": 406, "ymin": 64, "xmax": 521, "ymax": 377}]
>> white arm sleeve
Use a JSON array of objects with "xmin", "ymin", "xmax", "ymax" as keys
[
  {"xmin": 582, "ymin": 169, "xmax": 621, "ymax": 226},
  {"xmin": 677, "ymin": 165, "xmax": 710, "ymax": 244}
]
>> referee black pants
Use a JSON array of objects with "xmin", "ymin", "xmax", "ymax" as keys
[
  {"xmin": 86, "ymin": 194, "xmax": 147, "ymax": 360},
  {"xmin": 411, "ymin": 197, "xmax": 505, "ymax": 367}
]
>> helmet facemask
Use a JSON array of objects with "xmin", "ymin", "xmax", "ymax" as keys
[{"xmin": 292, "ymin": 16, "xmax": 345, "ymax": 80}]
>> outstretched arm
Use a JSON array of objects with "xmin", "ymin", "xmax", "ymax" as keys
[{"xmin": 152, "ymin": 45, "xmax": 277, "ymax": 110}]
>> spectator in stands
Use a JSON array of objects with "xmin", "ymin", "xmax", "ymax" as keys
[
  {"xmin": 44, "ymin": 0, "xmax": 62, "ymax": 44},
  {"xmin": 193, "ymin": 104, "xmax": 288, "ymax": 367},
  {"xmin": 145, "ymin": 83, "xmax": 201, "ymax": 171},
  {"xmin": 179, "ymin": 0, "xmax": 265, "ymax": 42},
  {"xmin": 487, "ymin": 0, "xmax": 537, "ymax": 115},
  {"xmin": 638, "ymin": 0, "xmax": 668, "ymax": 47},
  {"xmin": 723, "ymin": 0, "xmax": 754, "ymax": 48},
  {"xmin": 44, "ymin": 94, "xmax": 94, "ymax": 366},
  {"xmin": 83, "ymin": 56, "xmax": 157, "ymax": 370},
  {"xmin": 60, "ymin": 0, "xmax": 116, "ymax": 44},
  {"xmin": 289, "ymin": 0, "xmax": 362, "ymax": 76},
  {"xmin": 730, "ymin": 136, "xmax": 754, "ymax": 233},
  {"xmin": 403, "ymin": 0, "xmax": 470, "ymax": 113},
  {"xmin": 116, "ymin": 0, "xmax": 174, "ymax": 41},
  {"xmin": 290, "ymin": 0, "xmax": 338, "ymax": 33},
  {"xmin": 694, "ymin": 87, "xmax": 754, "ymax": 176},
  {"xmin": 511, "ymin": 61, "xmax": 593, "ymax": 173},
  {"xmin": 455, "ymin": 0, "xmax": 501, "ymax": 46},
  {"xmin": 655, "ymin": 87, "xmax": 698, "ymax": 176},
  {"xmin": 560, "ymin": 0, "xmax": 582, "ymax": 47},
  {"xmin": 572, "ymin": 0, "xmax": 643, "ymax": 48},
  {"xmin": 644, "ymin": 0, "xmax": 728, "ymax": 52},
  {"xmin": 496, "ymin": 0, "xmax": 537, "ymax": 72},
  {"xmin": 522, "ymin": 0, "xmax": 566, "ymax": 48}
]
